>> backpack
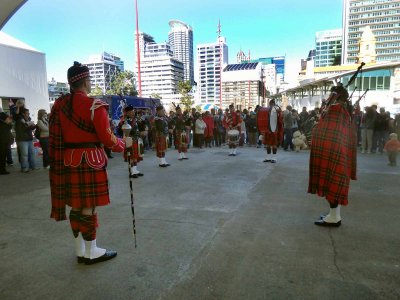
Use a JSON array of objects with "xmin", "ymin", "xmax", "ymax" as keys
[{"xmin": 34, "ymin": 125, "xmax": 41, "ymax": 139}]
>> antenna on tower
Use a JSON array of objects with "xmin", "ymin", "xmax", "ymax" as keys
[{"xmin": 217, "ymin": 19, "xmax": 221, "ymax": 38}]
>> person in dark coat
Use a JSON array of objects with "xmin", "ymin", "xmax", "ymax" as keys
[{"xmin": 0, "ymin": 111, "xmax": 14, "ymax": 174}]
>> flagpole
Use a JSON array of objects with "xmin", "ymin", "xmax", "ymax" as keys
[{"xmin": 135, "ymin": 0, "xmax": 142, "ymax": 96}]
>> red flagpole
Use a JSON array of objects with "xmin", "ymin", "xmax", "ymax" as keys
[
  {"xmin": 135, "ymin": 0, "xmax": 142, "ymax": 96},
  {"xmin": 218, "ymin": 20, "xmax": 222, "ymax": 108}
]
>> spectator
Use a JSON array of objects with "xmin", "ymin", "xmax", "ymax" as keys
[
  {"xmin": 214, "ymin": 109, "xmax": 224, "ymax": 147},
  {"xmin": 374, "ymin": 107, "xmax": 390, "ymax": 153},
  {"xmin": 37, "ymin": 109, "xmax": 50, "ymax": 168},
  {"xmin": 299, "ymin": 107, "xmax": 309, "ymax": 132},
  {"xmin": 203, "ymin": 111, "xmax": 214, "ymax": 148},
  {"xmin": 0, "ymin": 111, "xmax": 14, "ymax": 175},
  {"xmin": 245, "ymin": 112, "xmax": 257, "ymax": 146},
  {"xmin": 195, "ymin": 113, "xmax": 206, "ymax": 148},
  {"xmin": 394, "ymin": 113, "xmax": 400, "ymax": 137},
  {"xmin": 384, "ymin": 133, "xmax": 400, "ymax": 167},
  {"xmin": 283, "ymin": 105, "xmax": 294, "ymax": 151},
  {"xmin": 361, "ymin": 106, "xmax": 376, "ymax": 154},
  {"xmin": 15, "ymin": 108, "xmax": 38, "ymax": 172}
]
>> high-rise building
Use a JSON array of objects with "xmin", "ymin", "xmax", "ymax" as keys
[
  {"xmin": 342, "ymin": 0, "xmax": 400, "ymax": 64},
  {"xmin": 242, "ymin": 56, "xmax": 285, "ymax": 85},
  {"xmin": 221, "ymin": 62, "xmax": 267, "ymax": 109},
  {"xmin": 111, "ymin": 54, "xmax": 124, "ymax": 71},
  {"xmin": 168, "ymin": 20, "xmax": 194, "ymax": 85},
  {"xmin": 197, "ymin": 37, "xmax": 228, "ymax": 104},
  {"xmin": 48, "ymin": 78, "xmax": 69, "ymax": 102},
  {"xmin": 84, "ymin": 52, "xmax": 119, "ymax": 94},
  {"xmin": 135, "ymin": 36, "xmax": 184, "ymax": 104},
  {"xmin": 315, "ymin": 29, "xmax": 342, "ymax": 67}
]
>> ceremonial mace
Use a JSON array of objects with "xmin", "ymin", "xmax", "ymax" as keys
[{"xmin": 122, "ymin": 121, "xmax": 137, "ymax": 248}]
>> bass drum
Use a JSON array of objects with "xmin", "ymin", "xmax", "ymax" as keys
[{"xmin": 227, "ymin": 129, "xmax": 240, "ymax": 144}]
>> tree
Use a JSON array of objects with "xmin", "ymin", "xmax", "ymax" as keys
[
  {"xmin": 108, "ymin": 71, "xmax": 138, "ymax": 96},
  {"xmin": 89, "ymin": 85, "xmax": 103, "ymax": 97},
  {"xmin": 151, "ymin": 92, "xmax": 162, "ymax": 99},
  {"xmin": 178, "ymin": 81, "xmax": 194, "ymax": 111}
]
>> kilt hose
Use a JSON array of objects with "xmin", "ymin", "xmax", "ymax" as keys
[
  {"xmin": 64, "ymin": 159, "xmax": 110, "ymax": 209},
  {"xmin": 156, "ymin": 135, "xmax": 167, "ymax": 158},
  {"xmin": 69, "ymin": 207, "xmax": 99, "ymax": 241},
  {"xmin": 308, "ymin": 104, "xmax": 357, "ymax": 206}
]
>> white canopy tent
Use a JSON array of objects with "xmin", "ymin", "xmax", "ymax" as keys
[{"xmin": 0, "ymin": 32, "xmax": 49, "ymax": 119}]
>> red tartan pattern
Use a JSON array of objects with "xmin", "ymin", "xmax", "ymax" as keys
[
  {"xmin": 64, "ymin": 159, "xmax": 110, "ymax": 209},
  {"xmin": 80, "ymin": 214, "xmax": 98, "ymax": 241},
  {"xmin": 156, "ymin": 135, "xmax": 167, "ymax": 158},
  {"xmin": 69, "ymin": 210, "xmax": 80, "ymax": 238},
  {"xmin": 174, "ymin": 131, "xmax": 188, "ymax": 153},
  {"xmin": 124, "ymin": 140, "xmax": 143, "ymax": 163},
  {"xmin": 263, "ymin": 132, "xmax": 279, "ymax": 146},
  {"xmin": 308, "ymin": 103, "xmax": 357, "ymax": 206}
]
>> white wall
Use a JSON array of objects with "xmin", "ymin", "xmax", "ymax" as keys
[{"xmin": 0, "ymin": 43, "xmax": 49, "ymax": 119}]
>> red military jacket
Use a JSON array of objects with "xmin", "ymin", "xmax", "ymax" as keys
[
  {"xmin": 49, "ymin": 91, "xmax": 124, "ymax": 220},
  {"xmin": 257, "ymin": 106, "xmax": 284, "ymax": 143},
  {"xmin": 223, "ymin": 111, "xmax": 242, "ymax": 130}
]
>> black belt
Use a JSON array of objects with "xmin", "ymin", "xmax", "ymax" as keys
[{"xmin": 64, "ymin": 142, "xmax": 102, "ymax": 149}]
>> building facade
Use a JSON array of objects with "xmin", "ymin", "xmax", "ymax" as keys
[
  {"xmin": 315, "ymin": 29, "xmax": 342, "ymax": 67},
  {"xmin": 342, "ymin": 0, "xmax": 400, "ymax": 64},
  {"xmin": 221, "ymin": 62, "xmax": 266, "ymax": 109},
  {"xmin": 48, "ymin": 78, "xmax": 69, "ymax": 102},
  {"xmin": 84, "ymin": 52, "xmax": 119, "ymax": 94},
  {"xmin": 197, "ymin": 37, "xmax": 228, "ymax": 105},
  {"xmin": 168, "ymin": 20, "xmax": 194, "ymax": 85}
]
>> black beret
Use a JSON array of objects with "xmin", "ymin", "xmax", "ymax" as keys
[{"xmin": 67, "ymin": 61, "xmax": 90, "ymax": 84}]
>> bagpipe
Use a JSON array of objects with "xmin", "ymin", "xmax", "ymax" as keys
[{"xmin": 321, "ymin": 62, "xmax": 366, "ymax": 119}]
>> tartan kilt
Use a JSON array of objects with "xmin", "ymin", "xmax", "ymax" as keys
[
  {"xmin": 124, "ymin": 140, "xmax": 143, "ymax": 162},
  {"xmin": 156, "ymin": 135, "xmax": 167, "ymax": 157},
  {"xmin": 174, "ymin": 131, "xmax": 188, "ymax": 152},
  {"xmin": 64, "ymin": 160, "xmax": 110, "ymax": 209},
  {"xmin": 308, "ymin": 104, "xmax": 357, "ymax": 206},
  {"xmin": 263, "ymin": 131, "xmax": 279, "ymax": 146}
]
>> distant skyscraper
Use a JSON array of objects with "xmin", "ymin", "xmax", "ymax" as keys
[
  {"xmin": 315, "ymin": 29, "xmax": 342, "ymax": 67},
  {"xmin": 342, "ymin": 0, "xmax": 400, "ymax": 64},
  {"xmin": 197, "ymin": 37, "xmax": 228, "ymax": 104},
  {"xmin": 84, "ymin": 51, "xmax": 119, "ymax": 94},
  {"xmin": 168, "ymin": 20, "xmax": 194, "ymax": 85}
]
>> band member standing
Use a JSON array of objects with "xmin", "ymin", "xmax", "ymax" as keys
[
  {"xmin": 49, "ymin": 62, "xmax": 125, "ymax": 265},
  {"xmin": 117, "ymin": 105, "xmax": 144, "ymax": 178},
  {"xmin": 223, "ymin": 104, "xmax": 242, "ymax": 156},
  {"xmin": 154, "ymin": 105, "xmax": 170, "ymax": 167},
  {"xmin": 173, "ymin": 105, "xmax": 190, "ymax": 160},
  {"xmin": 257, "ymin": 99, "xmax": 283, "ymax": 163},
  {"xmin": 309, "ymin": 84, "xmax": 357, "ymax": 227}
]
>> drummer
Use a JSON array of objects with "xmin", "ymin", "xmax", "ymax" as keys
[{"xmin": 223, "ymin": 104, "xmax": 242, "ymax": 156}]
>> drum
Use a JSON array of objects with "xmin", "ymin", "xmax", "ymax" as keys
[{"xmin": 227, "ymin": 129, "xmax": 240, "ymax": 144}]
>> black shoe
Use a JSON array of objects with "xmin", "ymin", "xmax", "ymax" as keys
[
  {"xmin": 0, "ymin": 171, "xmax": 10, "ymax": 175},
  {"xmin": 137, "ymin": 173, "xmax": 144, "ymax": 176},
  {"xmin": 182, "ymin": 157, "xmax": 189, "ymax": 160},
  {"xmin": 314, "ymin": 219, "xmax": 341, "ymax": 227},
  {"xmin": 84, "ymin": 250, "xmax": 117, "ymax": 265},
  {"xmin": 77, "ymin": 256, "xmax": 84, "ymax": 264},
  {"xmin": 108, "ymin": 156, "xmax": 114, "ymax": 159},
  {"xmin": 130, "ymin": 174, "xmax": 138, "ymax": 178},
  {"xmin": 263, "ymin": 159, "xmax": 271, "ymax": 163},
  {"xmin": 159, "ymin": 164, "xmax": 167, "ymax": 168},
  {"xmin": 270, "ymin": 159, "xmax": 277, "ymax": 163},
  {"xmin": 165, "ymin": 163, "xmax": 170, "ymax": 166}
]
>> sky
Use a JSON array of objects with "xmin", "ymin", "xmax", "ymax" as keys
[{"xmin": 3, "ymin": 0, "xmax": 343, "ymax": 86}]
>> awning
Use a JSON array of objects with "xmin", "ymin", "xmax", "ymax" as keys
[
  {"xmin": 0, "ymin": 0, "xmax": 28, "ymax": 30},
  {"xmin": 201, "ymin": 104, "xmax": 220, "ymax": 111}
]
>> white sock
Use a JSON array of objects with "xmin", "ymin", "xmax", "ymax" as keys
[
  {"xmin": 182, "ymin": 152, "xmax": 187, "ymax": 158},
  {"xmin": 179, "ymin": 152, "xmax": 183, "ymax": 159},
  {"xmin": 271, "ymin": 154, "xmax": 277, "ymax": 161},
  {"xmin": 84, "ymin": 239, "xmax": 106, "ymax": 259},
  {"xmin": 323, "ymin": 205, "xmax": 341, "ymax": 223},
  {"xmin": 265, "ymin": 153, "xmax": 271, "ymax": 160},
  {"xmin": 75, "ymin": 233, "xmax": 85, "ymax": 257},
  {"xmin": 233, "ymin": 148, "xmax": 237, "ymax": 155}
]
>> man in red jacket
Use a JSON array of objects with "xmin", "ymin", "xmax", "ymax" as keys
[{"xmin": 49, "ymin": 62, "xmax": 126, "ymax": 265}]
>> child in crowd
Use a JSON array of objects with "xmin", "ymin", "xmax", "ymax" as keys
[{"xmin": 383, "ymin": 133, "xmax": 400, "ymax": 166}]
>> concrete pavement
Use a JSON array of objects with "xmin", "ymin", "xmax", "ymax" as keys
[{"xmin": 0, "ymin": 146, "xmax": 399, "ymax": 300}]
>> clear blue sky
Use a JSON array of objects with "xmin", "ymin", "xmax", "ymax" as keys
[{"xmin": 3, "ymin": 0, "xmax": 343, "ymax": 84}]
